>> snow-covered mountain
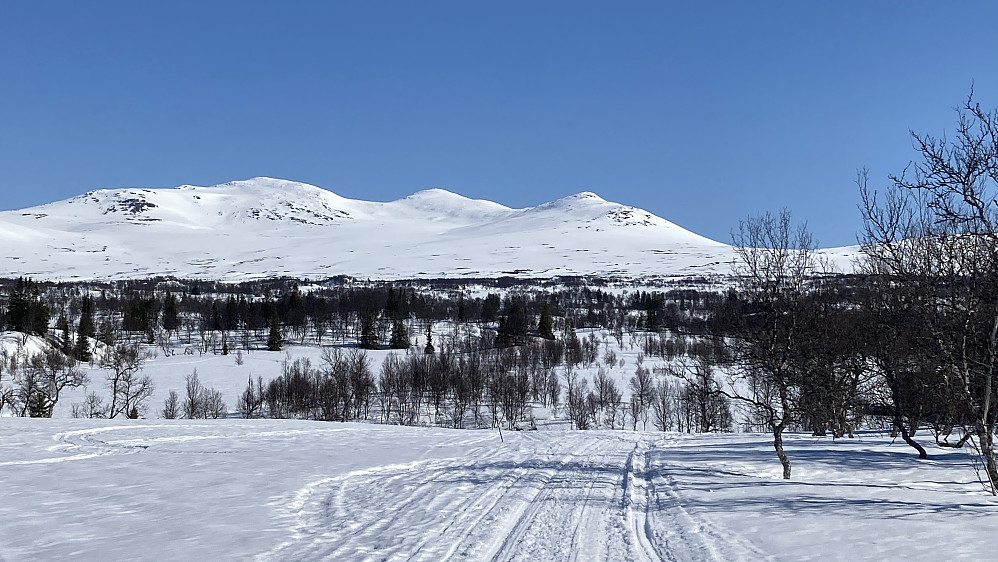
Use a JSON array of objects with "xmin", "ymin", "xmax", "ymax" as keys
[{"xmin": 0, "ymin": 177, "xmax": 845, "ymax": 281}]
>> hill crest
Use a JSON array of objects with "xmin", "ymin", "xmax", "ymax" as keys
[{"xmin": 0, "ymin": 178, "xmax": 752, "ymax": 281}]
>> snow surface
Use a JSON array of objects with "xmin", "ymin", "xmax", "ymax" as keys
[
  {"xmin": 2, "ymin": 327, "xmax": 996, "ymax": 560},
  {"xmin": 0, "ymin": 177, "xmax": 858, "ymax": 281},
  {"xmin": 1, "ymin": 419, "xmax": 994, "ymax": 561}
]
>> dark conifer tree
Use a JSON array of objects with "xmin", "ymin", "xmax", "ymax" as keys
[
  {"xmin": 210, "ymin": 303, "xmax": 223, "ymax": 332},
  {"xmin": 424, "ymin": 326, "xmax": 435, "ymax": 354},
  {"xmin": 496, "ymin": 316, "xmax": 511, "ymax": 347},
  {"xmin": 267, "ymin": 309, "xmax": 282, "ymax": 351},
  {"xmin": 385, "ymin": 287, "xmax": 400, "ymax": 319},
  {"xmin": 538, "ymin": 302, "xmax": 555, "ymax": 340},
  {"xmin": 8, "ymin": 277, "xmax": 49, "ymax": 336},
  {"xmin": 75, "ymin": 294, "xmax": 96, "ymax": 362},
  {"xmin": 56, "ymin": 311, "xmax": 73, "ymax": 355},
  {"xmin": 390, "ymin": 319, "xmax": 410, "ymax": 349},
  {"xmin": 8, "ymin": 277, "xmax": 30, "ymax": 332},
  {"xmin": 505, "ymin": 301, "xmax": 529, "ymax": 342},
  {"xmin": 360, "ymin": 314, "xmax": 378, "ymax": 349},
  {"xmin": 285, "ymin": 285, "xmax": 305, "ymax": 336},
  {"xmin": 162, "ymin": 291, "xmax": 180, "ymax": 334},
  {"xmin": 482, "ymin": 293, "xmax": 501, "ymax": 323},
  {"xmin": 223, "ymin": 296, "xmax": 238, "ymax": 331}
]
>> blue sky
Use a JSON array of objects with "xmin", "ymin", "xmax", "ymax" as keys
[{"xmin": 2, "ymin": 1, "xmax": 996, "ymax": 246}]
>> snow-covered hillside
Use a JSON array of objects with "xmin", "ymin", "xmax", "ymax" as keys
[{"xmin": 0, "ymin": 177, "xmax": 855, "ymax": 282}]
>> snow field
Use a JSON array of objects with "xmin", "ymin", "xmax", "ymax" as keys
[
  {"xmin": 5, "ymin": 326, "xmax": 998, "ymax": 560},
  {"xmin": 0, "ymin": 419, "xmax": 994, "ymax": 561}
]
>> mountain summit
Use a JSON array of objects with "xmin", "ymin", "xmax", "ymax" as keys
[{"xmin": 0, "ymin": 178, "xmax": 736, "ymax": 281}]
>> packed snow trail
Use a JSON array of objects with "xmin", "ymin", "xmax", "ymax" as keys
[
  {"xmin": 2, "ymin": 419, "xmax": 996, "ymax": 561},
  {"xmin": 262, "ymin": 432, "xmax": 760, "ymax": 561}
]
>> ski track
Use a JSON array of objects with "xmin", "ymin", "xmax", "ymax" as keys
[
  {"xmin": 645, "ymin": 454, "xmax": 773, "ymax": 562},
  {"xmin": 0, "ymin": 425, "xmax": 380, "ymax": 467},
  {"xmin": 262, "ymin": 433, "xmax": 773, "ymax": 561},
  {"xmin": 622, "ymin": 441, "xmax": 660, "ymax": 562},
  {"xmin": 0, "ymin": 425, "xmax": 162, "ymax": 467},
  {"xmin": 9, "ymin": 424, "xmax": 774, "ymax": 560}
]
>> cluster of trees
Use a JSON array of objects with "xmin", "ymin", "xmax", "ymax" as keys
[
  {"xmin": 212, "ymin": 328, "xmax": 736, "ymax": 438},
  {"xmin": 1, "ymin": 340, "xmax": 154, "ymax": 419},
  {"xmin": 0, "ymin": 345, "xmax": 85, "ymax": 417},
  {"xmin": 0, "ymin": 275, "xmax": 728, "ymax": 362},
  {"xmin": 258, "ymin": 351, "xmax": 374, "ymax": 421},
  {"xmin": 6, "ymin": 278, "xmax": 50, "ymax": 337},
  {"xmin": 703, "ymin": 94, "xmax": 998, "ymax": 493},
  {"xmin": 160, "ymin": 371, "xmax": 226, "ymax": 420},
  {"xmin": 0, "ymin": 273, "xmax": 732, "ymax": 426},
  {"xmin": 245, "ymin": 337, "xmax": 567, "ymax": 430},
  {"xmin": 855, "ymin": 94, "xmax": 998, "ymax": 492}
]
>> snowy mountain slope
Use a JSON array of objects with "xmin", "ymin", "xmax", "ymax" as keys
[{"xmin": 0, "ymin": 177, "xmax": 855, "ymax": 281}]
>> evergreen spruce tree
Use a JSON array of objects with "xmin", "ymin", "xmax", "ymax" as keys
[
  {"xmin": 8, "ymin": 277, "xmax": 29, "ymax": 332},
  {"xmin": 8, "ymin": 277, "xmax": 49, "ymax": 336},
  {"xmin": 385, "ymin": 287, "xmax": 400, "ymax": 319},
  {"xmin": 162, "ymin": 291, "xmax": 180, "ymax": 335},
  {"xmin": 506, "ymin": 302, "xmax": 528, "ymax": 342},
  {"xmin": 538, "ymin": 303, "xmax": 555, "ymax": 340},
  {"xmin": 360, "ymin": 314, "xmax": 378, "ymax": 349},
  {"xmin": 424, "ymin": 326, "xmax": 435, "ymax": 354},
  {"xmin": 285, "ymin": 285, "xmax": 305, "ymax": 335},
  {"xmin": 267, "ymin": 309, "xmax": 282, "ymax": 351},
  {"xmin": 564, "ymin": 323, "xmax": 583, "ymax": 365},
  {"xmin": 28, "ymin": 392, "xmax": 51, "ymax": 418},
  {"xmin": 75, "ymin": 294, "xmax": 95, "ymax": 362},
  {"xmin": 223, "ymin": 296, "xmax": 238, "ymax": 331},
  {"xmin": 496, "ymin": 316, "xmax": 511, "ymax": 347},
  {"xmin": 30, "ymin": 294, "xmax": 49, "ymax": 337},
  {"xmin": 210, "ymin": 303, "xmax": 223, "ymax": 332},
  {"xmin": 482, "ymin": 293, "xmax": 501, "ymax": 323},
  {"xmin": 390, "ymin": 319, "xmax": 410, "ymax": 349},
  {"xmin": 56, "ymin": 311, "xmax": 73, "ymax": 355}
]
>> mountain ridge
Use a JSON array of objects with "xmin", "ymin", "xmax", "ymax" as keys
[{"xmin": 0, "ymin": 177, "xmax": 849, "ymax": 282}]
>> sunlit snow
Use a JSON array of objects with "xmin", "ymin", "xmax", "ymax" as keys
[
  {"xmin": 0, "ymin": 177, "xmax": 857, "ymax": 282},
  {"xmin": 0, "ymin": 419, "xmax": 993, "ymax": 561}
]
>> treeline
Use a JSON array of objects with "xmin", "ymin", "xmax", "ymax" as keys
[
  {"xmin": 0, "ymin": 268, "xmax": 895, "ymax": 442},
  {"xmin": 0, "ymin": 275, "xmax": 732, "ymax": 357}
]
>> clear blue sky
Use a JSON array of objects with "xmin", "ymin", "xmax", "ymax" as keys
[{"xmin": 2, "ymin": 1, "xmax": 996, "ymax": 246}]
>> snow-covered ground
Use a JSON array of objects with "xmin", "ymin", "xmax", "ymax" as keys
[
  {"xmin": 3, "ymin": 327, "xmax": 997, "ymax": 560},
  {"xmin": 0, "ymin": 177, "xmax": 858, "ymax": 281},
  {"xmin": 1, "ymin": 419, "xmax": 994, "ymax": 561}
]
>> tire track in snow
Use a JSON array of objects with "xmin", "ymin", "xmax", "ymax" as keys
[{"xmin": 474, "ymin": 434, "xmax": 652, "ymax": 562}]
